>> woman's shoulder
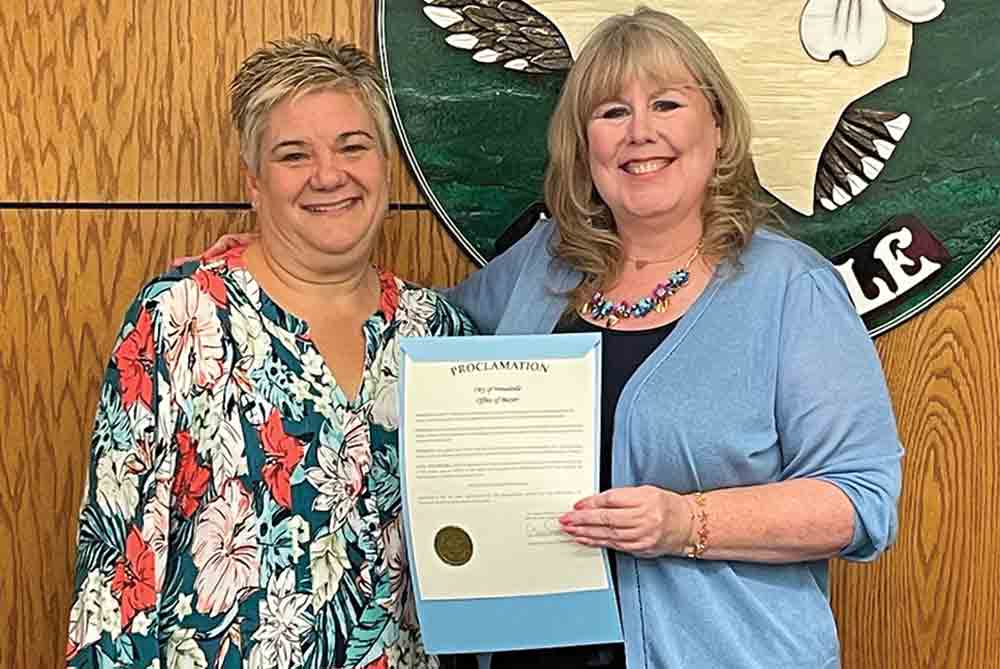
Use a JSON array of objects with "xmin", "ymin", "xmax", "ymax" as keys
[
  {"xmin": 739, "ymin": 227, "xmax": 839, "ymax": 281},
  {"xmin": 124, "ymin": 251, "xmax": 248, "ymax": 325},
  {"xmin": 499, "ymin": 215, "xmax": 562, "ymax": 262},
  {"xmin": 729, "ymin": 228, "xmax": 863, "ymax": 322},
  {"xmin": 380, "ymin": 270, "xmax": 476, "ymax": 330}
]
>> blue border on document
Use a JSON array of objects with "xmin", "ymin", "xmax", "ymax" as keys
[{"xmin": 398, "ymin": 333, "xmax": 623, "ymax": 654}]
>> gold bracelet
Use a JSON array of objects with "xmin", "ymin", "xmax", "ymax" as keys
[{"xmin": 684, "ymin": 492, "xmax": 710, "ymax": 559}]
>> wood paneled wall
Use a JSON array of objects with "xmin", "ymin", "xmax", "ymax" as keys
[
  {"xmin": 0, "ymin": 0, "xmax": 420, "ymax": 205},
  {"xmin": 832, "ymin": 254, "xmax": 1000, "ymax": 667},
  {"xmin": 0, "ymin": 1, "xmax": 996, "ymax": 668}
]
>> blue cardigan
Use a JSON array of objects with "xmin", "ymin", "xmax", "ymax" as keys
[{"xmin": 445, "ymin": 220, "xmax": 903, "ymax": 669}]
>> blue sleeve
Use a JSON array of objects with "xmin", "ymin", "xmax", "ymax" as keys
[
  {"xmin": 442, "ymin": 220, "xmax": 554, "ymax": 334},
  {"xmin": 775, "ymin": 267, "xmax": 903, "ymax": 562}
]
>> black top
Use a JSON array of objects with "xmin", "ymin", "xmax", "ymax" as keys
[
  {"xmin": 489, "ymin": 314, "xmax": 677, "ymax": 669},
  {"xmin": 553, "ymin": 314, "xmax": 678, "ymax": 491}
]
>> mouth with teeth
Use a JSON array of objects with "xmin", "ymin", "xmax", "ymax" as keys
[
  {"xmin": 621, "ymin": 158, "xmax": 675, "ymax": 175},
  {"xmin": 301, "ymin": 198, "xmax": 360, "ymax": 213}
]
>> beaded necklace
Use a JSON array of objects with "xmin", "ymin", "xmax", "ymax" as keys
[{"xmin": 583, "ymin": 243, "xmax": 701, "ymax": 328}]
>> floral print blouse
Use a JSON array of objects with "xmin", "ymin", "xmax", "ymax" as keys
[{"xmin": 66, "ymin": 246, "xmax": 475, "ymax": 669}]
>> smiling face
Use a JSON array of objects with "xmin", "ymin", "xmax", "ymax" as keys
[
  {"xmin": 247, "ymin": 88, "xmax": 389, "ymax": 272},
  {"xmin": 586, "ymin": 74, "xmax": 721, "ymax": 233},
  {"xmin": 538, "ymin": 0, "xmax": 913, "ymax": 215}
]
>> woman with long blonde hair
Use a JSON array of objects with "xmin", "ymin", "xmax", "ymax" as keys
[{"xmin": 449, "ymin": 8, "xmax": 901, "ymax": 668}]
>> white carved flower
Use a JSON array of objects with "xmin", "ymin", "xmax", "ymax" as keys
[{"xmin": 800, "ymin": 0, "xmax": 945, "ymax": 65}]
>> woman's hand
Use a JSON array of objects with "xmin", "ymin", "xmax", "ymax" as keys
[
  {"xmin": 559, "ymin": 485, "xmax": 693, "ymax": 558},
  {"xmin": 169, "ymin": 232, "xmax": 259, "ymax": 268}
]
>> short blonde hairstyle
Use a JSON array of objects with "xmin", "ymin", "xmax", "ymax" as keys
[
  {"xmin": 231, "ymin": 35, "xmax": 393, "ymax": 174},
  {"xmin": 544, "ymin": 7, "xmax": 773, "ymax": 311}
]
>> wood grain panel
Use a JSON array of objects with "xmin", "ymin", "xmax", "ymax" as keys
[
  {"xmin": 831, "ymin": 252, "xmax": 1000, "ymax": 668},
  {"xmin": 0, "ymin": 0, "xmax": 426, "ymax": 205},
  {"xmin": 377, "ymin": 208, "xmax": 479, "ymax": 288}
]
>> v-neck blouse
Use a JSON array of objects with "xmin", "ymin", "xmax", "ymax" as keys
[{"xmin": 66, "ymin": 245, "xmax": 475, "ymax": 669}]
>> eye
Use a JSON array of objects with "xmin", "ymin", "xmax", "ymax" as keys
[
  {"xmin": 596, "ymin": 105, "xmax": 630, "ymax": 120},
  {"xmin": 652, "ymin": 99, "xmax": 681, "ymax": 112},
  {"xmin": 278, "ymin": 152, "xmax": 308, "ymax": 163},
  {"xmin": 342, "ymin": 143, "xmax": 371, "ymax": 154}
]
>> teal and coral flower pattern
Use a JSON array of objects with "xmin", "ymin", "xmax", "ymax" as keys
[{"xmin": 66, "ymin": 245, "xmax": 475, "ymax": 669}]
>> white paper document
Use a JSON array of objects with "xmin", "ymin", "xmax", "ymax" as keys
[{"xmin": 401, "ymin": 337, "xmax": 608, "ymax": 601}]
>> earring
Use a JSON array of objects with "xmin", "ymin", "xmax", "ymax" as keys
[{"xmin": 240, "ymin": 201, "xmax": 256, "ymax": 227}]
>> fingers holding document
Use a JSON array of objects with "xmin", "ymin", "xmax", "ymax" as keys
[{"xmin": 559, "ymin": 485, "xmax": 692, "ymax": 558}]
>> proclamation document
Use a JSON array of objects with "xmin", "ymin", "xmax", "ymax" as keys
[{"xmin": 399, "ymin": 333, "xmax": 609, "ymax": 601}]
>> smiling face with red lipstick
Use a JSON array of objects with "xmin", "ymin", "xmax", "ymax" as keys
[
  {"xmin": 586, "ymin": 74, "xmax": 721, "ymax": 235},
  {"xmin": 247, "ymin": 88, "xmax": 390, "ymax": 276}
]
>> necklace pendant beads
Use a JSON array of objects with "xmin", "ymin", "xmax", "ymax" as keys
[{"xmin": 584, "ymin": 244, "xmax": 701, "ymax": 328}]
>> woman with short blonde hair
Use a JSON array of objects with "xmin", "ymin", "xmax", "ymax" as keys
[
  {"xmin": 231, "ymin": 34, "xmax": 396, "ymax": 172},
  {"xmin": 65, "ymin": 35, "xmax": 472, "ymax": 669}
]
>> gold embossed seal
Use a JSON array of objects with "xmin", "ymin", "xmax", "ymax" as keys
[{"xmin": 434, "ymin": 526, "xmax": 473, "ymax": 566}]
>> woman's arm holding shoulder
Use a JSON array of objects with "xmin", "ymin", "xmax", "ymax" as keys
[{"xmin": 441, "ymin": 218, "xmax": 557, "ymax": 333}]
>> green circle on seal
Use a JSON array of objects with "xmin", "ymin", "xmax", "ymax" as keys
[{"xmin": 434, "ymin": 526, "xmax": 473, "ymax": 566}]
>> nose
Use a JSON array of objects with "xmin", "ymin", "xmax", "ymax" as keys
[
  {"xmin": 627, "ymin": 107, "xmax": 656, "ymax": 144},
  {"xmin": 309, "ymin": 152, "xmax": 347, "ymax": 190}
]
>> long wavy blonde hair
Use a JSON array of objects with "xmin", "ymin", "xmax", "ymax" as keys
[{"xmin": 544, "ymin": 7, "xmax": 774, "ymax": 311}]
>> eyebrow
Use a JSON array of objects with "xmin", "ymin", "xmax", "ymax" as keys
[
  {"xmin": 651, "ymin": 84, "xmax": 697, "ymax": 97},
  {"xmin": 336, "ymin": 130, "xmax": 376, "ymax": 143},
  {"xmin": 596, "ymin": 84, "xmax": 695, "ymax": 107},
  {"xmin": 269, "ymin": 130, "xmax": 376, "ymax": 152}
]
